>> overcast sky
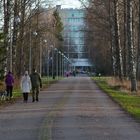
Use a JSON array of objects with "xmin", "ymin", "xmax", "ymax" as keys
[{"xmin": 56, "ymin": 0, "xmax": 82, "ymax": 8}]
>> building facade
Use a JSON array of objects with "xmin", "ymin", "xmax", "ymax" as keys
[{"xmin": 58, "ymin": 6, "xmax": 93, "ymax": 71}]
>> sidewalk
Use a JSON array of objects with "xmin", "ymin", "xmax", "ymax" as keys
[
  {"xmin": 0, "ymin": 77, "xmax": 140, "ymax": 140},
  {"xmin": 51, "ymin": 77, "xmax": 140, "ymax": 140},
  {"xmin": 0, "ymin": 78, "xmax": 68, "ymax": 140}
]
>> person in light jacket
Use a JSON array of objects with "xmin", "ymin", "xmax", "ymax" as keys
[{"xmin": 20, "ymin": 71, "xmax": 31, "ymax": 103}]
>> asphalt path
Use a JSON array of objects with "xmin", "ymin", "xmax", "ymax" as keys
[{"xmin": 0, "ymin": 76, "xmax": 140, "ymax": 140}]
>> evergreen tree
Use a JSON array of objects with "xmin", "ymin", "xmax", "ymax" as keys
[{"xmin": 53, "ymin": 10, "xmax": 63, "ymax": 41}]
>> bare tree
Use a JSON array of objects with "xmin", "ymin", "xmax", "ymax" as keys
[
  {"xmin": 79, "ymin": 0, "xmax": 138, "ymax": 91},
  {"xmin": 137, "ymin": 0, "xmax": 140, "ymax": 79},
  {"xmin": 127, "ymin": 0, "xmax": 137, "ymax": 91}
]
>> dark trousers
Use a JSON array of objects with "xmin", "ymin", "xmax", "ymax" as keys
[
  {"xmin": 6, "ymin": 86, "xmax": 13, "ymax": 98},
  {"xmin": 23, "ymin": 93, "xmax": 28, "ymax": 101},
  {"xmin": 32, "ymin": 87, "xmax": 39, "ymax": 101}
]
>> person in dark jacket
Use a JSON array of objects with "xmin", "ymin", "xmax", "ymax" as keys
[
  {"xmin": 30, "ymin": 69, "xmax": 42, "ymax": 102},
  {"xmin": 5, "ymin": 71, "xmax": 14, "ymax": 99}
]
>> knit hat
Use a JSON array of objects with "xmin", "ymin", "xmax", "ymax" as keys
[{"xmin": 25, "ymin": 71, "xmax": 28, "ymax": 75}]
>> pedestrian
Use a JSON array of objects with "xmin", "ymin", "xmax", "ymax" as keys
[
  {"xmin": 53, "ymin": 72, "xmax": 56, "ymax": 79},
  {"xmin": 30, "ymin": 68, "xmax": 42, "ymax": 102},
  {"xmin": 20, "ymin": 71, "xmax": 31, "ymax": 103},
  {"xmin": 66, "ymin": 71, "xmax": 69, "ymax": 77},
  {"xmin": 73, "ymin": 70, "xmax": 76, "ymax": 77},
  {"xmin": 5, "ymin": 71, "xmax": 14, "ymax": 100}
]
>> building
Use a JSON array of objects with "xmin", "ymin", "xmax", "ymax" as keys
[{"xmin": 58, "ymin": 6, "xmax": 93, "ymax": 72}]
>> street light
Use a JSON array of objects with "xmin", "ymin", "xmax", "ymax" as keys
[
  {"xmin": 47, "ymin": 47, "xmax": 50, "ymax": 85},
  {"xmin": 42, "ymin": 39, "xmax": 47, "ymax": 75},
  {"xmin": 54, "ymin": 48, "xmax": 59, "ymax": 79},
  {"xmin": 65, "ymin": 56, "xmax": 70, "ymax": 72},
  {"xmin": 58, "ymin": 51, "xmax": 62, "ymax": 77},
  {"xmin": 33, "ymin": 31, "xmax": 38, "ymax": 36},
  {"xmin": 39, "ymin": 37, "xmax": 43, "ymax": 77},
  {"xmin": 50, "ymin": 45, "xmax": 54, "ymax": 79},
  {"xmin": 61, "ymin": 53, "xmax": 64, "ymax": 76},
  {"xmin": 29, "ymin": 31, "xmax": 37, "ymax": 74}
]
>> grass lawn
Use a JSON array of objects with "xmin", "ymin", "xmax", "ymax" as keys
[{"xmin": 93, "ymin": 77, "xmax": 140, "ymax": 120}]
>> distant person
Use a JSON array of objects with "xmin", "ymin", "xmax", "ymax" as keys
[
  {"xmin": 73, "ymin": 70, "xmax": 76, "ymax": 77},
  {"xmin": 66, "ymin": 71, "xmax": 69, "ymax": 77},
  {"xmin": 30, "ymin": 69, "xmax": 42, "ymax": 102},
  {"xmin": 20, "ymin": 71, "xmax": 31, "ymax": 103},
  {"xmin": 5, "ymin": 71, "xmax": 14, "ymax": 99},
  {"xmin": 53, "ymin": 72, "xmax": 56, "ymax": 79}
]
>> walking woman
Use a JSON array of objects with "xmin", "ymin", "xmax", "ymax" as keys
[
  {"xmin": 5, "ymin": 71, "xmax": 14, "ymax": 100},
  {"xmin": 20, "ymin": 71, "xmax": 31, "ymax": 103}
]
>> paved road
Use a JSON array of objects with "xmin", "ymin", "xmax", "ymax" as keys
[{"xmin": 0, "ymin": 77, "xmax": 140, "ymax": 140}]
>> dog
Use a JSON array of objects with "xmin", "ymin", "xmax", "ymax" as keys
[{"xmin": 0, "ymin": 91, "xmax": 7, "ymax": 101}]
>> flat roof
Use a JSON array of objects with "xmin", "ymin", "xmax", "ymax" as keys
[{"xmin": 70, "ymin": 59, "xmax": 93, "ymax": 67}]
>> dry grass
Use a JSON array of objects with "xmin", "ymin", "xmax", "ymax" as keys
[
  {"xmin": 93, "ymin": 77, "xmax": 140, "ymax": 120},
  {"xmin": 0, "ymin": 81, "xmax": 5, "ymax": 91},
  {"xmin": 105, "ymin": 77, "xmax": 140, "ymax": 95},
  {"xmin": 0, "ymin": 78, "xmax": 20, "ymax": 92}
]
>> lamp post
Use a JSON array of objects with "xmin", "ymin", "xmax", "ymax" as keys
[
  {"xmin": 50, "ymin": 45, "xmax": 54, "ymax": 79},
  {"xmin": 43, "ymin": 39, "xmax": 47, "ymax": 75},
  {"xmin": 54, "ymin": 48, "xmax": 58, "ymax": 80},
  {"xmin": 58, "ymin": 51, "xmax": 62, "ymax": 77},
  {"xmin": 66, "ymin": 57, "xmax": 70, "ymax": 71},
  {"xmin": 64, "ymin": 56, "xmax": 67, "ymax": 73},
  {"xmin": 47, "ymin": 48, "xmax": 50, "ymax": 85},
  {"xmin": 28, "ymin": 18, "xmax": 31, "ymax": 74},
  {"xmin": 61, "ymin": 53, "xmax": 65, "ymax": 77},
  {"xmin": 39, "ymin": 37, "xmax": 42, "ymax": 76},
  {"xmin": 29, "ymin": 31, "xmax": 38, "ymax": 74}
]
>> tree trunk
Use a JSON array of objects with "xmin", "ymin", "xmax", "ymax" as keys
[
  {"xmin": 123, "ymin": 0, "xmax": 128, "ymax": 78},
  {"xmin": 127, "ymin": 0, "xmax": 137, "ymax": 92},
  {"xmin": 3, "ymin": 0, "xmax": 11, "ymax": 72},
  {"xmin": 16, "ymin": 0, "xmax": 26, "ymax": 76},
  {"xmin": 137, "ymin": 0, "xmax": 140, "ymax": 80},
  {"xmin": 109, "ymin": 0, "xmax": 117, "ymax": 76},
  {"xmin": 12, "ymin": 0, "xmax": 19, "ymax": 75},
  {"xmin": 114, "ymin": 0, "xmax": 123, "ymax": 80}
]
